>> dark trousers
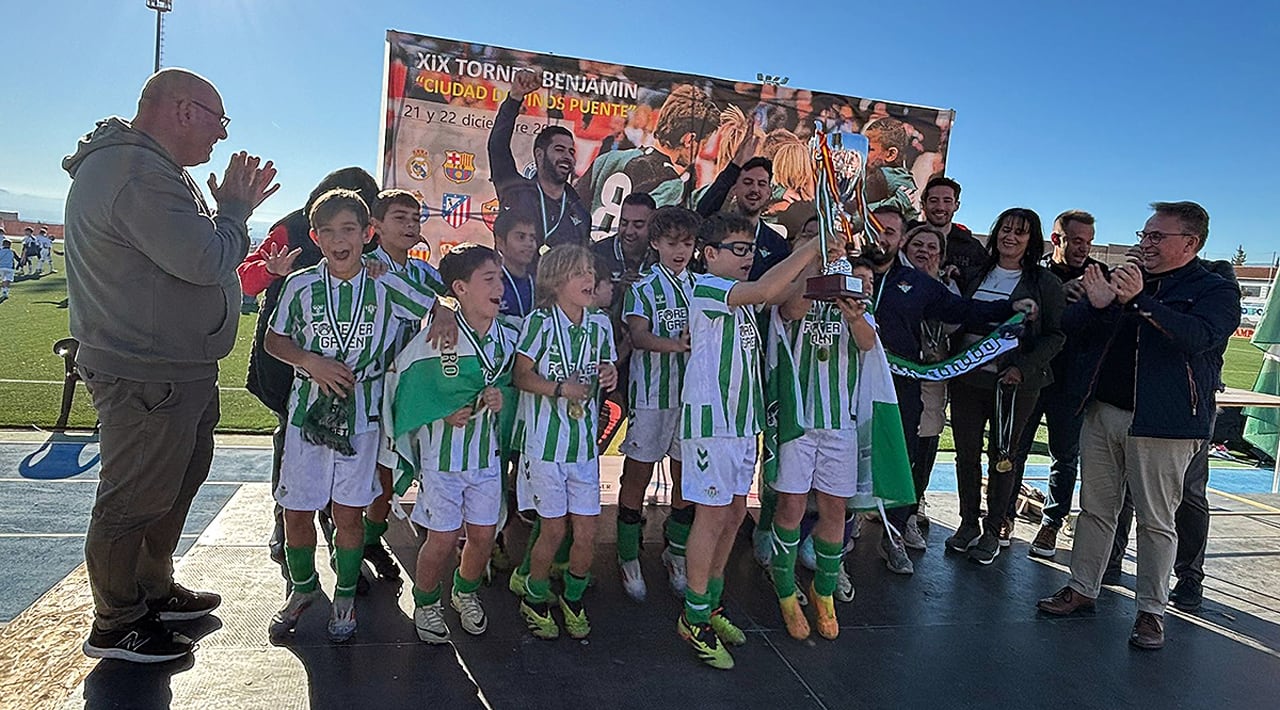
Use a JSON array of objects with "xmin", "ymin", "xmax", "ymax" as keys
[
  {"xmin": 1108, "ymin": 422, "xmax": 1214, "ymax": 584},
  {"xmin": 1005, "ymin": 381, "xmax": 1085, "ymax": 526},
  {"xmin": 950, "ymin": 378, "xmax": 1040, "ymax": 532},
  {"xmin": 81, "ymin": 369, "xmax": 219, "ymax": 630}
]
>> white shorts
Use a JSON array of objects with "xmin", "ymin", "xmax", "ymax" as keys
[
  {"xmin": 411, "ymin": 464, "xmax": 502, "ymax": 532},
  {"xmin": 516, "ymin": 458, "xmax": 601, "ymax": 518},
  {"xmin": 276, "ymin": 427, "xmax": 381, "ymax": 511},
  {"xmin": 776, "ymin": 428, "xmax": 859, "ymax": 498},
  {"xmin": 680, "ymin": 436, "xmax": 757, "ymax": 507},
  {"xmin": 619, "ymin": 408, "xmax": 682, "ymax": 463},
  {"xmin": 0, "ymin": 268, "xmax": 12, "ymax": 283}
]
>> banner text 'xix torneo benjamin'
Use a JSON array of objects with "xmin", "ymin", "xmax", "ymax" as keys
[{"xmin": 379, "ymin": 30, "xmax": 955, "ymax": 263}]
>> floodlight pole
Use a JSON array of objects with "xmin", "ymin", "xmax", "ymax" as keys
[{"xmin": 146, "ymin": 1, "xmax": 173, "ymax": 73}]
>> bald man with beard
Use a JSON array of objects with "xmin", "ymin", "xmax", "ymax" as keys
[{"xmin": 64, "ymin": 68, "xmax": 279, "ymax": 663}]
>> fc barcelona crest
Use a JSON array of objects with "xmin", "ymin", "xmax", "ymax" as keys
[
  {"xmin": 442, "ymin": 150, "xmax": 476, "ymax": 184},
  {"xmin": 442, "ymin": 193, "xmax": 471, "ymax": 229},
  {"xmin": 481, "ymin": 198, "xmax": 501, "ymax": 232}
]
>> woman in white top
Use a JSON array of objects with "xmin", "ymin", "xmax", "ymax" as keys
[{"xmin": 944, "ymin": 208, "xmax": 1065, "ymax": 566}]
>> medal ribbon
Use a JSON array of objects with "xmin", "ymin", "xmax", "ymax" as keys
[
  {"xmin": 995, "ymin": 381, "xmax": 1018, "ymax": 464},
  {"xmin": 537, "ymin": 182, "xmax": 568, "ymax": 240},
  {"xmin": 553, "ymin": 307, "xmax": 591, "ymax": 383},
  {"xmin": 455, "ymin": 310, "xmax": 505, "ymax": 385},
  {"xmin": 322, "ymin": 265, "xmax": 369, "ymax": 359}
]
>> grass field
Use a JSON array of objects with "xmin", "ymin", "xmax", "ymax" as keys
[{"xmin": 0, "ymin": 254, "xmax": 1267, "ymax": 437}]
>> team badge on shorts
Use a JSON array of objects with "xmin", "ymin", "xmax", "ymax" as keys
[
  {"xmin": 442, "ymin": 150, "xmax": 476, "ymax": 184},
  {"xmin": 407, "ymin": 149, "xmax": 432, "ymax": 181}
]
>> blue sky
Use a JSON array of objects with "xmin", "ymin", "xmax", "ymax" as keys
[{"xmin": 2, "ymin": 0, "xmax": 1277, "ymax": 263}]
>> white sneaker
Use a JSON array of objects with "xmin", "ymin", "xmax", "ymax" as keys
[
  {"xmin": 902, "ymin": 515, "xmax": 927, "ymax": 551},
  {"xmin": 662, "ymin": 548, "xmax": 688, "ymax": 597},
  {"xmin": 619, "ymin": 558, "xmax": 647, "ymax": 602},
  {"xmin": 328, "ymin": 596, "xmax": 357, "ymax": 643},
  {"xmin": 269, "ymin": 589, "xmax": 320, "ymax": 638},
  {"xmin": 798, "ymin": 535, "xmax": 817, "ymax": 571},
  {"xmin": 752, "ymin": 528, "xmax": 773, "ymax": 568},
  {"xmin": 451, "ymin": 589, "xmax": 487, "ymax": 636},
  {"xmin": 879, "ymin": 534, "xmax": 915, "ymax": 575},
  {"xmin": 415, "ymin": 600, "xmax": 450, "ymax": 644},
  {"xmin": 835, "ymin": 564, "xmax": 855, "ymax": 603}
]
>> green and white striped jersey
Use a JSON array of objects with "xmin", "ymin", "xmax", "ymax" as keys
[
  {"xmin": 415, "ymin": 314, "xmax": 519, "ymax": 472},
  {"xmin": 516, "ymin": 305, "xmax": 616, "ymax": 463},
  {"xmin": 624, "ymin": 264, "xmax": 692, "ymax": 411},
  {"xmin": 681, "ymin": 274, "xmax": 765, "ymax": 439},
  {"xmin": 271, "ymin": 260, "xmax": 436, "ymax": 433},
  {"xmin": 368, "ymin": 246, "xmax": 445, "ymax": 358},
  {"xmin": 775, "ymin": 302, "xmax": 860, "ymax": 430}
]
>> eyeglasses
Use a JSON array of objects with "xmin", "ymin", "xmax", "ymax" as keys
[
  {"xmin": 188, "ymin": 99, "xmax": 231, "ymax": 129},
  {"xmin": 1135, "ymin": 230, "xmax": 1194, "ymax": 244},
  {"xmin": 710, "ymin": 241, "xmax": 756, "ymax": 257}
]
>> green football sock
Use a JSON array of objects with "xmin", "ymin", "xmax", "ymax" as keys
[
  {"xmin": 284, "ymin": 545, "xmax": 318, "ymax": 594},
  {"xmin": 665, "ymin": 506, "xmax": 693, "ymax": 557},
  {"xmin": 363, "ymin": 517, "xmax": 389, "ymax": 546},
  {"xmin": 333, "ymin": 545, "xmax": 363, "ymax": 598},
  {"xmin": 708, "ymin": 577, "xmax": 725, "ymax": 610},
  {"xmin": 413, "ymin": 583, "xmax": 442, "ymax": 607},
  {"xmin": 617, "ymin": 507, "xmax": 643, "ymax": 562},
  {"xmin": 517, "ymin": 518, "xmax": 541, "ymax": 576},
  {"xmin": 453, "ymin": 568, "xmax": 481, "ymax": 595},
  {"xmin": 525, "ymin": 576, "xmax": 552, "ymax": 604},
  {"xmin": 554, "ymin": 529, "xmax": 574, "ymax": 567},
  {"xmin": 683, "ymin": 587, "xmax": 713, "ymax": 625},
  {"xmin": 563, "ymin": 570, "xmax": 589, "ymax": 602},
  {"xmin": 814, "ymin": 536, "xmax": 843, "ymax": 597},
  {"xmin": 757, "ymin": 485, "xmax": 778, "ymax": 534},
  {"xmin": 770, "ymin": 525, "xmax": 801, "ymax": 598}
]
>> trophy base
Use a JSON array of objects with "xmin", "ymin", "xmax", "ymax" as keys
[{"xmin": 805, "ymin": 273, "xmax": 866, "ymax": 301}]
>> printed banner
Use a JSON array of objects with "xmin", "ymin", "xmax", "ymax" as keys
[{"xmin": 380, "ymin": 31, "xmax": 955, "ymax": 263}]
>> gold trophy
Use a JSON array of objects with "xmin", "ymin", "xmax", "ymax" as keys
[{"xmin": 805, "ymin": 124, "xmax": 872, "ymax": 301}]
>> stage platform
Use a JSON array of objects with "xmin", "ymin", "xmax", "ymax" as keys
[{"xmin": 1, "ymin": 432, "xmax": 1279, "ymax": 709}]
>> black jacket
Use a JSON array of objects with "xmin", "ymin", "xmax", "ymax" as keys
[
  {"xmin": 487, "ymin": 97, "xmax": 592, "ymax": 248},
  {"xmin": 1065, "ymin": 259, "xmax": 1240, "ymax": 438},
  {"xmin": 871, "ymin": 260, "xmax": 1013, "ymax": 363},
  {"xmin": 694, "ymin": 162, "xmax": 791, "ymax": 281},
  {"xmin": 245, "ymin": 210, "xmax": 322, "ymax": 415}
]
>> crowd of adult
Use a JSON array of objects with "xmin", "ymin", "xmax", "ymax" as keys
[{"xmin": 61, "ymin": 67, "xmax": 1240, "ymax": 664}]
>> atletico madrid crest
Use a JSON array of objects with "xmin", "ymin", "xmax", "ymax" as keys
[
  {"xmin": 442, "ymin": 150, "xmax": 476, "ymax": 184},
  {"xmin": 442, "ymin": 193, "xmax": 471, "ymax": 229}
]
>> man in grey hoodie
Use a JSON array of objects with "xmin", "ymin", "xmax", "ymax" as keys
[{"xmin": 63, "ymin": 68, "xmax": 279, "ymax": 663}]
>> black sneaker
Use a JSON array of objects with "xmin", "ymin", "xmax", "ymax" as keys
[
  {"xmin": 968, "ymin": 532, "xmax": 1001, "ymax": 565},
  {"xmin": 363, "ymin": 541, "xmax": 402, "ymax": 580},
  {"xmin": 147, "ymin": 583, "xmax": 221, "ymax": 622},
  {"xmin": 83, "ymin": 613, "xmax": 193, "ymax": 663},
  {"xmin": 1169, "ymin": 577, "xmax": 1203, "ymax": 611},
  {"xmin": 945, "ymin": 523, "xmax": 982, "ymax": 553}
]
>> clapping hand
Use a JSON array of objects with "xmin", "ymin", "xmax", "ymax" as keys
[
  {"xmin": 1081, "ymin": 264, "xmax": 1115, "ymax": 309},
  {"xmin": 208, "ymin": 151, "xmax": 279, "ymax": 215},
  {"xmin": 1111, "ymin": 263, "xmax": 1144, "ymax": 305}
]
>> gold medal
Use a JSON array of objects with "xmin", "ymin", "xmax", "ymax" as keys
[
  {"xmin": 996, "ymin": 458, "xmax": 1013, "ymax": 473},
  {"xmin": 567, "ymin": 400, "xmax": 586, "ymax": 420},
  {"xmin": 816, "ymin": 346, "xmax": 830, "ymax": 362}
]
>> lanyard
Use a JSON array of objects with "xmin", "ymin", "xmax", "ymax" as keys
[
  {"xmin": 455, "ymin": 311, "xmax": 504, "ymax": 385},
  {"xmin": 537, "ymin": 182, "xmax": 567, "ymax": 240},
  {"xmin": 653, "ymin": 263, "xmax": 690, "ymax": 310},
  {"xmin": 322, "ymin": 265, "xmax": 368, "ymax": 359},
  {"xmin": 502, "ymin": 266, "xmax": 530, "ymax": 316},
  {"xmin": 553, "ymin": 307, "xmax": 591, "ymax": 379},
  {"xmin": 374, "ymin": 246, "xmax": 405, "ymax": 274}
]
